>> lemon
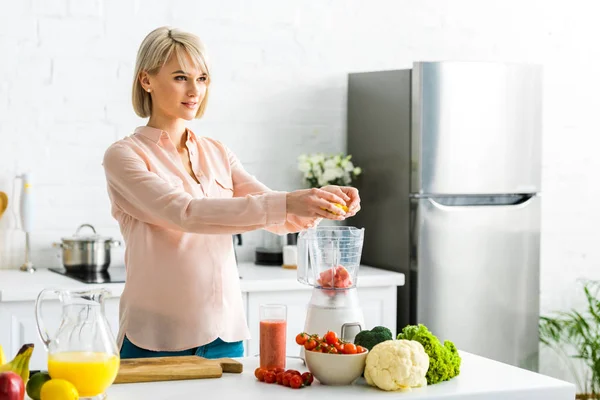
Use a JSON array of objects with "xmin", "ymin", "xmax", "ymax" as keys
[
  {"xmin": 322, "ymin": 203, "xmax": 349, "ymax": 214},
  {"xmin": 40, "ymin": 379, "xmax": 79, "ymax": 400},
  {"xmin": 0, "ymin": 344, "xmax": 5, "ymax": 365},
  {"xmin": 27, "ymin": 371, "xmax": 52, "ymax": 400},
  {"xmin": 333, "ymin": 203, "xmax": 349, "ymax": 212}
]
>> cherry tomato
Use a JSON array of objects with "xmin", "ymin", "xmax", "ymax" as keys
[
  {"xmin": 290, "ymin": 374, "xmax": 303, "ymax": 389},
  {"xmin": 356, "ymin": 345, "xmax": 367, "ymax": 354},
  {"xmin": 276, "ymin": 372, "xmax": 285, "ymax": 385},
  {"xmin": 255, "ymin": 367, "xmax": 267, "ymax": 381},
  {"xmin": 304, "ymin": 339, "xmax": 317, "ymax": 351},
  {"xmin": 334, "ymin": 342, "xmax": 345, "ymax": 352},
  {"xmin": 296, "ymin": 332, "xmax": 309, "ymax": 345},
  {"xmin": 285, "ymin": 369, "xmax": 301, "ymax": 376},
  {"xmin": 282, "ymin": 373, "xmax": 292, "ymax": 387},
  {"xmin": 324, "ymin": 331, "xmax": 338, "ymax": 345},
  {"xmin": 328, "ymin": 346, "xmax": 339, "ymax": 354},
  {"xmin": 343, "ymin": 343, "xmax": 357, "ymax": 354},
  {"xmin": 264, "ymin": 371, "xmax": 277, "ymax": 383},
  {"xmin": 271, "ymin": 367, "xmax": 285, "ymax": 374},
  {"xmin": 302, "ymin": 372, "xmax": 314, "ymax": 386}
]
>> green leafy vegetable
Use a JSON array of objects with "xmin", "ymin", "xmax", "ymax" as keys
[{"xmin": 397, "ymin": 324, "xmax": 461, "ymax": 384}]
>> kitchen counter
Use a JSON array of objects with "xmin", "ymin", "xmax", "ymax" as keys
[
  {"xmin": 1, "ymin": 262, "xmax": 403, "ymax": 369},
  {"xmin": 0, "ymin": 262, "xmax": 405, "ymax": 301},
  {"xmin": 105, "ymin": 353, "xmax": 575, "ymax": 400}
]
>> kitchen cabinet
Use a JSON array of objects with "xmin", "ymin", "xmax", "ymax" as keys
[
  {"xmin": 0, "ymin": 265, "xmax": 404, "ymax": 369},
  {"xmin": 0, "ymin": 298, "xmax": 120, "ymax": 370},
  {"xmin": 1, "ymin": 287, "xmax": 396, "ymax": 369}
]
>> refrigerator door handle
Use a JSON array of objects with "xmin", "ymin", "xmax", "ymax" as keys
[{"xmin": 422, "ymin": 194, "xmax": 538, "ymax": 210}]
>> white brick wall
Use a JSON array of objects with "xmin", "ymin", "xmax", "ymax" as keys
[{"xmin": 0, "ymin": 0, "xmax": 599, "ymax": 385}]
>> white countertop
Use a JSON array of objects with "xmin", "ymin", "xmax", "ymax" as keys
[
  {"xmin": 0, "ymin": 262, "xmax": 405, "ymax": 302},
  {"xmin": 105, "ymin": 353, "xmax": 575, "ymax": 400}
]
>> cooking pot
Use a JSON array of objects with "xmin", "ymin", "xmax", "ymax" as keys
[{"xmin": 53, "ymin": 224, "xmax": 121, "ymax": 273}]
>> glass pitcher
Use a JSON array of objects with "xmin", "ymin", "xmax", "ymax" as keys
[
  {"xmin": 297, "ymin": 226, "xmax": 365, "ymax": 289},
  {"xmin": 35, "ymin": 288, "xmax": 120, "ymax": 400}
]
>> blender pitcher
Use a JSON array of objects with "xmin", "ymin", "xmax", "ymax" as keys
[
  {"xmin": 297, "ymin": 226, "xmax": 366, "ymax": 345},
  {"xmin": 35, "ymin": 288, "xmax": 120, "ymax": 399},
  {"xmin": 297, "ymin": 226, "xmax": 364, "ymax": 289}
]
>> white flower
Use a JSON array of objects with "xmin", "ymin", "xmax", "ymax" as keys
[
  {"xmin": 322, "ymin": 167, "xmax": 344, "ymax": 183},
  {"xmin": 310, "ymin": 154, "xmax": 325, "ymax": 164},
  {"xmin": 321, "ymin": 168, "xmax": 338, "ymax": 183},
  {"xmin": 298, "ymin": 161, "xmax": 312, "ymax": 173},
  {"xmin": 343, "ymin": 160, "xmax": 354, "ymax": 172},
  {"xmin": 324, "ymin": 159, "xmax": 337, "ymax": 170},
  {"xmin": 297, "ymin": 152, "xmax": 361, "ymax": 188},
  {"xmin": 312, "ymin": 164, "xmax": 323, "ymax": 177}
]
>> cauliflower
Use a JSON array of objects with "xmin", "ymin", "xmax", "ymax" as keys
[{"xmin": 364, "ymin": 339, "xmax": 429, "ymax": 391}]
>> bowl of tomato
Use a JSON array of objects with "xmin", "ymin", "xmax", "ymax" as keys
[{"xmin": 296, "ymin": 330, "xmax": 368, "ymax": 386}]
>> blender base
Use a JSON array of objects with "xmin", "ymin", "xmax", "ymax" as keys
[{"xmin": 304, "ymin": 305, "xmax": 365, "ymax": 343}]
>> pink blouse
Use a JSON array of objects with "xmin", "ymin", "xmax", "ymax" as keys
[{"xmin": 102, "ymin": 126, "xmax": 319, "ymax": 351}]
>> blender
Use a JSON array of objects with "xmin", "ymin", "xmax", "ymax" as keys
[{"xmin": 297, "ymin": 226, "xmax": 365, "ymax": 345}]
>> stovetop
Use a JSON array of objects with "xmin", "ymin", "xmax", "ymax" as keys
[{"xmin": 49, "ymin": 267, "xmax": 126, "ymax": 284}]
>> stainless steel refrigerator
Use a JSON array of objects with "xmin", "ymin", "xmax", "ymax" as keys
[{"xmin": 347, "ymin": 61, "xmax": 541, "ymax": 371}]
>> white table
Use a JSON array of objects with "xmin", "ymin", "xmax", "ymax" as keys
[{"xmin": 106, "ymin": 352, "xmax": 575, "ymax": 399}]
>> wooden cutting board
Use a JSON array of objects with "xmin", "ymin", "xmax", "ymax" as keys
[{"xmin": 114, "ymin": 356, "xmax": 244, "ymax": 384}]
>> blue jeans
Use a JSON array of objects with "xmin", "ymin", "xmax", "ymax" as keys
[{"xmin": 120, "ymin": 336, "xmax": 244, "ymax": 359}]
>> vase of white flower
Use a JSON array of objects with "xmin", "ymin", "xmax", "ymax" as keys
[{"xmin": 297, "ymin": 153, "xmax": 363, "ymax": 189}]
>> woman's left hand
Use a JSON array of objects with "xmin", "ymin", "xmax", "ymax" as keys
[{"xmin": 320, "ymin": 185, "xmax": 361, "ymax": 217}]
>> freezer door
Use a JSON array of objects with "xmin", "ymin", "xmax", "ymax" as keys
[
  {"xmin": 412, "ymin": 195, "xmax": 540, "ymax": 370},
  {"xmin": 411, "ymin": 61, "xmax": 542, "ymax": 194}
]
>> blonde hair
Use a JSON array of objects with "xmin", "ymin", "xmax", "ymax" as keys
[{"xmin": 132, "ymin": 27, "xmax": 211, "ymax": 119}]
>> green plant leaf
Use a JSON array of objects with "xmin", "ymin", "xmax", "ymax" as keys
[{"xmin": 540, "ymin": 280, "xmax": 600, "ymax": 394}]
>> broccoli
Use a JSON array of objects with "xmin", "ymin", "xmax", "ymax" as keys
[
  {"xmin": 354, "ymin": 326, "xmax": 393, "ymax": 351},
  {"xmin": 396, "ymin": 324, "xmax": 461, "ymax": 385}
]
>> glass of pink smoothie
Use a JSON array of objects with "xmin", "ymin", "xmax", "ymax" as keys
[{"xmin": 259, "ymin": 304, "xmax": 287, "ymax": 370}]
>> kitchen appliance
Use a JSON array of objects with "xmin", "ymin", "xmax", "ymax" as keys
[
  {"xmin": 49, "ymin": 266, "xmax": 126, "ymax": 284},
  {"xmin": 114, "ymin": 356, "xmax": 243, "ymax": 384},
  {"xmin": 16, "ymin": 172, "xmax": 35, "ymax": 273},
  {"xmin": 347, "ymin": 61, "xmax": 542, "ymax": 371},
  {"xmin": 53, "ymin": 223, "xmax": 122, "ymax": 273},
  {"xmin": 35, "ymin": 287, "xmax": 120, "ymax": 398},
  {"xmin": 255, "ymin": 231, "xmax": 284, "ymax": 266},
  {"xmin": 297, "ymin": 226, "xmax": 365, "ymax": 344}
]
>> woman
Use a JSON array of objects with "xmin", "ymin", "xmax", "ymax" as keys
[{"xmin": 102, "ymin": 27, "xmax": 361, "ymax": 359}]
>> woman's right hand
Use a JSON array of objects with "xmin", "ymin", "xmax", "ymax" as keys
[{"xmin": 286, "ymin": 188, "xmax": 348, "ymax": 220}]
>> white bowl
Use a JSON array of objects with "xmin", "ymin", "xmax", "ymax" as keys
[{"xmin": 304, "ymin": 349, "xmax": 368, "ymax": 386}]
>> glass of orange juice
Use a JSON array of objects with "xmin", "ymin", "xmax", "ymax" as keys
[{"xmin": 35, "ymin": 288, "xmax": 120, "ymax": 399}]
